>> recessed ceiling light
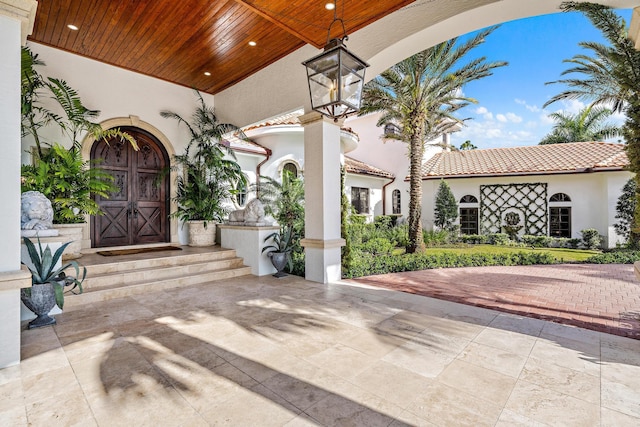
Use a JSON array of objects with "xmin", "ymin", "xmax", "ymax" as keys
[
  {"xmin": 204, "ymin": 71, "xmax": 211, "ymax": 76},
  {"xmin": 248, "ymin": 41, "xmax": 257, "ymax": 46},
  {"xmin": 325, "ymin": 3, "xmax": 335, "ymax": 10},
  {"xmin": 67, "ymin": 24, "xmax": 78, "ymax": 31}
]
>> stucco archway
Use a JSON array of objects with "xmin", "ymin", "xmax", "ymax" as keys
[
  {"xmin": 216, "ymin": 0, "xmax": 640, "ymax": 127},
  {"xmin": 80, "ymin": 115, "xmax": 179, "ymax": 248}
]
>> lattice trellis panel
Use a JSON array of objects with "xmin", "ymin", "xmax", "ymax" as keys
[{"xmin": 479, "ymin": 183, "xmax": 548, "ymax": 235}]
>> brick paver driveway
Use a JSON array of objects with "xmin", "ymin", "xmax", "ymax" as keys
[{"xmin": 349, "ymin": 264, "xmax": 640, "ymax": 339}]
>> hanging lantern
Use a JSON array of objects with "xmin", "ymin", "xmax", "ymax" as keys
[{"xmin": 302, "ymin": 7, "xmax": 369, "ymax": 121}]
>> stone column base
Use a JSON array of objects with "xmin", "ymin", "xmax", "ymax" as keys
[{"xmin": 301, "ymin": 238, "xmax": 345, "ymax": 284}]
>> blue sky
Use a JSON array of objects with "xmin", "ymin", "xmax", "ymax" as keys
[{"xmin": 448, "ymin": 8, "xmax": 632, "ymax": 149}]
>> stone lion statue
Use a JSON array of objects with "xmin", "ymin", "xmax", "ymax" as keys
[
  {"xmin": 229, "ymin": 198, "xmax": 266, "ymax": 224},
  {"xmin": 21, "ymin": 191, "xmax": 54, "ymax": 230}
]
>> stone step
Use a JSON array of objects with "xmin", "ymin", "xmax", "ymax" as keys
[
  {"xmin": 64, "ymin": 246, "xmax": 253, "ymax": 307},
  {"xmin": 83, "ymin": 257, "xmax": 246, "ymax": 290},
  {"xmin": 65, "ymin": 266, "xmax": 252, "ymax": 307},
  {"xmin": 84, "ymin": 248, "xmax": 240, "ymax": 276}
]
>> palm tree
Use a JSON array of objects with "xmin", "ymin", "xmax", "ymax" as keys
[
  {"xmin": 544, "ymin": 2, "xmax": 640, "ymax": 246},
  {"xmin": 459, "ymin": 140, "xmax": 477, "ymax": 150},
  {"xmin": 360, "ymin": 28, "xmax": 507, "ymax": 253},
  {"xmin": 539, "ymin": 105, "xmax": 621, "ymax": 144}
]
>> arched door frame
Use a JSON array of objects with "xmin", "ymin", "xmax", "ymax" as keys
[{"xmin": 80, "ymin": 115, "xmax": 179, "ymax": 248}]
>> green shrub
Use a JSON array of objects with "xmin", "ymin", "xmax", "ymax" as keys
[
  {"xmin": 586, "ymin": 250, "xmax": 640, "ymax": 264},
  {"xmin": 566, "ymin": 238, "xmax": 581, "ymax": 249},
  {"xmin": 487, "ymin": 233, "xmax": 510, "ymax": 245},
  {"xmin": 381, "ymin": 224, "xmax": 409, "ymax": 248},
  {"xmin": 521, "ymin": 235, "xmax": 553, "ymax": 248},
  {"xmin": 350, "ymin": 214, "xmax": 367, "ymax": 225},
  {"xmin": 423, "ymin": 229, "xmax": 450, "ymax": 246},
  {"xmin": 358, "ymin": 237, "xmax": 395, "ymax": 256},
  {"xmin": 374, "ymin": 215, "xmax": 400, "ymax": 229},
  {"xmin": 343, "ymin": 250, "xmax": 557, "ymax": 278},
  {"xmin": 581, "ymin": 228, "xmax": 602, "ymax": 250},
  {"xmin": 460, "ymin": 234, "xmax": 487, "ymax": 244}
]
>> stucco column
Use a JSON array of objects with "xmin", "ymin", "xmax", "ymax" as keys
[
  {"xmin": 299, "ymin": 112, "xmax": 345, "ymax": 283},
  {"xmin": 0, "ymin": 0, "xmax": 38, "ymax": 369}
]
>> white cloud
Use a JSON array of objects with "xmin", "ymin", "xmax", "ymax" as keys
[
  {"xmin": 496, "ymin": 114, "xmax": 507, "ymax": 123},
  {"xmin": 558, "ymin": 99, "xmax": 585, "ymax": 114},
  {"xmin": 475, "ymin": 106, "xmax": 493, "ymax": 120},
  {"xmin": 505, "ymin": 112, "xmax": 523, "ymax": 123},
  {"xmin": 515, "ymin": 98, "xmax": 541, "ymax": 112}
]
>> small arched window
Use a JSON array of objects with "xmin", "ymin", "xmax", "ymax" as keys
[
  {"xmin": 550, "ymin": 193, "xmax": 571, "ymax": 202},
  {"xmin": 384, "ymin": 123, "xmax": 400, "ymax": 137},
  {"xmin": 549, "ymin": 193, "xmax": 571, "ymax": 237},
  {"xmin": 392, "ymin": 189, "xmax": 401, "ymax": 214},
  {"xmin": 236, "ymin": 178, "xmax": 247, "ymax": 206},
  {"xmin": 282, "ymin": 162, "xmax": 298, "ymax": 179},
  {"xmin": 460, "ymin": 195, "xmax": 478, "ymax": 203}
]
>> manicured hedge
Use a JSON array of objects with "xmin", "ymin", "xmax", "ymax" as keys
[
  {"xmin": 343, "ymin": 250, "xmax": 557, "ymax": 278},
  {"xmin": 586, "ymin": 250, "xmax": 640, "ymax": 264}
]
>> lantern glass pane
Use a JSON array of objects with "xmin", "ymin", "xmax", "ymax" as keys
[{"xmin": 341, "ymin": 69, "xmax": 364, "ymax": 108}]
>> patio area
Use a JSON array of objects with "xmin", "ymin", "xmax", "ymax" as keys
[{"xmin": 2, "ymin": 271, "xmax": 640, "ymax": 426}]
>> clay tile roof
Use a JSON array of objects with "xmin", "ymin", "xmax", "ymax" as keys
[
  {"xmin": 243, "ymin": 108, "xmax": 358, "ymax": 137},
  {"xmin": 420, "ymin": 141, "xmax": 628, "ymax": 180},
  {"xmin": 345, "ymin": 156, "xmax": 395, "ymax": 179},
  {"xmin": 223, "ymin": 134, "xmax": 269, "ymax": 155}
]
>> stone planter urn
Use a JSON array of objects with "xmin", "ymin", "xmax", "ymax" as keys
[
  {"xmin": 188, "ymin": 221, "xmax": 216, "ymax": 246},
  {"xmin": 53, "ymin": 223, "xmax": 84, "ymax": 260},
  {"xmin": 267, "ymin": 252, "xmax": 289, "ymax": 278},
  {"xmin": 21, "ymin": 283, "xmax": 57, "ymax": 329}
]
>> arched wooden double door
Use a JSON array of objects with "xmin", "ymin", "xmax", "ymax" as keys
[{"xmin": 91, "ymin": 127, "xmax": 170, "ymax": 247}]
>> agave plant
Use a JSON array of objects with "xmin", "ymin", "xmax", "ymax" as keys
[{"xmin": 22, "ymin": 236, "xmax": 86, "ymax": 309}]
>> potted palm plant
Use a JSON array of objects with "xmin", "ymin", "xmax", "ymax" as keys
[
  {"xmin": 20, "ymin": 47, "xmax": 136, "ymax": 257},
  {"xmin": 21, "ymin": 237, "xmax": 86, "ymax": 329},
  {"xmin": 161, "ymin": 91, "xmax": 247, "ymax": 246}
]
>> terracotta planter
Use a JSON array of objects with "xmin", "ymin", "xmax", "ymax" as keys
[
  {"xmin": 188, "ymin": 221, "xmax": 216, "ymax": 247},
  {"xmin": 53, "ymin": 223, "xmax": 84, "ymax": 260},
  {"xmin": 21, "ymin": 283, "xmax": 57, "ymax": 329}
]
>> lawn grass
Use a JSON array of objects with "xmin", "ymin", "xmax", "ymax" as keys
[{"xmin": 425, "ymin": 244, "xmax": 600, "ymax": 263}]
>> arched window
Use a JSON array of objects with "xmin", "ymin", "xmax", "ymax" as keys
[
  {"xmin": 392, "ymin": 189, "xmax": 401, "ymax": 214},
  {"xmin": 459, "ymin": 195, "xmax": 478, "ymax": 235},
  {"xmin": 460, "ymin": 195, "xmax": 478, "ymax": 203},
  {"xmin": 384, "ymin": 123, "xmax": 400, "ymax": 137},
  {"xmin": 282, "ymin": 162, "xmax": 298, "ymax": 179},
  {"xmin": 550, "ymin": 193, "xmax": 571, "ymax": 202},
  {"xmin": 236, "ymin": 178, "xmax": 247, "ymax": 206},
  {"xmin": 549, "ymin": 193, "xmax": 571, "ymax": 237}
]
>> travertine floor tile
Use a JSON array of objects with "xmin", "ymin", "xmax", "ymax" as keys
[
  {"xmin": 405, "ymin": 381, "xmax": 503, "ymax": 427},
  {"xmin": 350, "ymin": 360, "xmax": 432, "ymax": 408},
  {"xmin": 457, "ymin": 341, "xmax": 527, "ymax": 378},
  {"xmin": 504, "ymin": 380, "xmax": 599, "ymax": 426},
  {"xmin": 520, "ymin": 356, "xmax": 600, "ymax": 403},
  {"xmin": 9, "ymin": 273, "xmax": 639, "ymax": 426}
]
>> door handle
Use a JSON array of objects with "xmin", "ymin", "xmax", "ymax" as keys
[
  {"xmin": 127, "ymin": 202, "xmax": 133, "ymax": 218},
  {"xmin": 133, "ymin": 202, "xmax": 139, "ymax": 219}
]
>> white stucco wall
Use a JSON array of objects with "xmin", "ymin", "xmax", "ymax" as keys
[
  {"xmin": 421, "ymin": 171, "xmax": 633, "ymax": 247},
  {"xmin": 22, "ymin": 42, "xmax": 214, "ymax": 163}
]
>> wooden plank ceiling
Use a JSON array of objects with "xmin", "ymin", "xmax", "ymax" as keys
[{"xmin": 29, "ymin": 0, "xmax": 415, "ymax": 95}]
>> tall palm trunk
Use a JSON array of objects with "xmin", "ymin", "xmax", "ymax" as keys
[{"xmin": 407, "ymin": 118, "xmax": 426, "ymax": 253}]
